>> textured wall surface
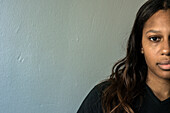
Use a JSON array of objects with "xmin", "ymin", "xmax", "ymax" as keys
[{"xmin": 0, "ymin": 0, "xmax": 145, "ymax": 113}]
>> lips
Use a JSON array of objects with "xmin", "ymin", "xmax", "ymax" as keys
[{"xmin": 157, "ymin": 60, "xmax": 170, "ymax": 71}]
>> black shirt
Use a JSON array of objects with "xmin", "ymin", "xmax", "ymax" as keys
[{"xmin": 77, "ymin": 81, "xmax": 170, "ymax": 113}]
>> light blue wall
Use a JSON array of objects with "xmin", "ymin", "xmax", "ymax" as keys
[{"xmin": 0, "ymin": 0, "xmax": 145, "ymax": 113}]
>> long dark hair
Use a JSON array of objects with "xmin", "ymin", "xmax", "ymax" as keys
[{"xmin": 102, "ymin": 0, "xmax": 170, "ymax": 113}]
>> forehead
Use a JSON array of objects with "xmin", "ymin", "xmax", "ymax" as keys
[{"xmin": 143, "ymin": 9, "xmax": 170, "ymax": 30}]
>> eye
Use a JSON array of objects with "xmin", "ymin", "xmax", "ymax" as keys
[{"xmin": 148, "ymin": 36, "xmax": 161, "ymax": 42}]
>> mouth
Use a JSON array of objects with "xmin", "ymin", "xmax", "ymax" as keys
[{"xmin": 157, "ymin": 61, "xmax": 170, "ymax": 71}]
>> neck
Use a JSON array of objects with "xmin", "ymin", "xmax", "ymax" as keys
[{"xmin": 146, "ymin": 73, "xmax": 170, "ymax": 101}]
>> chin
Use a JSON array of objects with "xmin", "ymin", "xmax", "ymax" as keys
[{"xmin": 158, "ymin": 72, "xmax": 170, "ymax": 80}]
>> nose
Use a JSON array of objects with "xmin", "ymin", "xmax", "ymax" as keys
[{"xmin": 162, "ymin": 38, "xmax": 170, "ymax": 56}]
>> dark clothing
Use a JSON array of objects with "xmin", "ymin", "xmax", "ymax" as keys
[{"xmin": 77, "ymin": 81, "xmax": 170, "ymax": 113}]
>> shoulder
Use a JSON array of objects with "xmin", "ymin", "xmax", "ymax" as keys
[
  {"xmin": 77, "ymin": 81, "xmax": 111, "ymax": 113},
  {"xmin": 93, "ymin": 80, "xmax": 111, "ymax": 96}
]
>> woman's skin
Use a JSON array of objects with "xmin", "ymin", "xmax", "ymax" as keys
[{"xmin": 142, "ymin": 9, "xmax": 170, "ymax": 101}]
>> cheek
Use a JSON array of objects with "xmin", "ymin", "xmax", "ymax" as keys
[
  {"xmin": 144, "ymin": 55, "xmax": 155, "ymax": 68},
  {"xmin": 142, "ymin": 39, "xmax": 159, "ymax": 57},
  {"xmin": 142, "ymin": 36, "xmax": 160, "ymax": 65},
  {"xmin": 142, "ymin": 45, "xmax": 157, "ymax": 65},
  {"xmin": 143, "ymin": 50, "xmax": 160, "ymax": 72}
]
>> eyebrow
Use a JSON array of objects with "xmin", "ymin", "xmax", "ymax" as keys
[{"xmin": 145, "ymin": 30, "xmax": 161, "ymax": 34}]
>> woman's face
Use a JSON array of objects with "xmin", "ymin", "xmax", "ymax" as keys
[{"xmin": 142, "ymin": 9, "xmax": 170, "ymax": 80}]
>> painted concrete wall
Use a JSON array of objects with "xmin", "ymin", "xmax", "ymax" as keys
[{"xmin": 0, "ymin": 0, "xmax": 145, "ymax": 113}]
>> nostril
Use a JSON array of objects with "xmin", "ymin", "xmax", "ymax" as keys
[{"xmin": 162, "ymin": 53, "xmax": 170, "ymax": 56}]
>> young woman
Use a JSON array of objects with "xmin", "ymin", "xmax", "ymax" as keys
[{"xmin": 77, "ymin": 0, "xmax": 170, "ymax": 113}]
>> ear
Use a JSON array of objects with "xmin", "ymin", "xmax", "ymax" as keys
[
  {"xmin": 140, "ymin": 43, "xmax": 144, "ymax": 54},
  {"xmin": 141, "ymin": 48, "xmax": 144, "ymax": 54}
]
